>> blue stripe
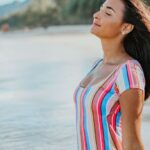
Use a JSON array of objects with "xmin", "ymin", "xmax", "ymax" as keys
[
  {"xmin": 122, "ymin": 65, "xmax": 130, "ymax": 90},
  {"xmin": 116, "ymin": 112, "xmax": 121, "ymax": 126},
  {"xmin": 83, "ymin": 86, "xmax": 92, "ymax": 150},
  {"xmin": 116, "ymin": 112, "xmax": 122, "ymax": 136},
  {"xmin": 101, "ymin": 84, "xmax": 115, "ymax": 150},
  {"xmin": 75, "ymin": 87, "xmax": 81, "ymax": 150}
]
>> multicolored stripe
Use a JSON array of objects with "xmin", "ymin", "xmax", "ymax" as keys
[{"xmin": 73, "ymin": 58, "xmax": 145, "ymax": 150}]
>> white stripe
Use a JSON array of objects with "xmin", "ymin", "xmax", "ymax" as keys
[{"xmin": 76, "ymin": 87, "xmax": 82, "ymax": 150}]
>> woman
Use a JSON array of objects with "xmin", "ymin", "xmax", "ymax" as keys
[{"xmin": 73, "ymin": 0, "xmax": 150, "ymax": 149}]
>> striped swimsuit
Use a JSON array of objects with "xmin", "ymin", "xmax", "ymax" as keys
[{"xmin": 73, "ymin": 58, "xmax": 145, "ymax": 150}]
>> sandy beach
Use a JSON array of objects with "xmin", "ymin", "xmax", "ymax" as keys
[{"xmin": 0, "ymin": 25, "xmax": 150, "ymax": 149}]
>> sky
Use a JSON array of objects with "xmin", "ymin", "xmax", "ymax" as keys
[{"xmin": 0, "ymin": 0, "xmax": 26, "ymax": 6}]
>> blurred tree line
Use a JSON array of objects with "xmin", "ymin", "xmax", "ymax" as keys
[
  {"xmin": 0, "ymin": 0, "xmax": 149, "ymax": 30},
  {"xmin": 62, "ymin": 0, "xmax": 103, "ymax": 24},
  {"xmin": 0, "ymin": 0, "xmax": 103, "ymax": 30}
]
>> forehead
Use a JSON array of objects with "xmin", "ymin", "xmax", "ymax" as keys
[{"xmin": 103, "ymin": 0, "xmax": 125, "ymax": 15}]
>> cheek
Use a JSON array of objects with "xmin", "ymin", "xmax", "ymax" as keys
[
  {"xmin": 99, "ymin": 20, "xmax": 121, "ymax": 38},
  {"xmin": 102, "ymin": 20, "xmax": 122, "ymax": 36},
  {"xmin": 90, "ymin": 18, "xmax": 122, "ymax": 38}
]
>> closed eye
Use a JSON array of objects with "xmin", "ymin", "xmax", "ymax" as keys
[
  {"xmin": 100, "ymin": 5, "xmax": 112, "ymax": 16},
  {"xmin": 105, "ymin": 13, "xmax": 111, "ymax": 16},
  {"xmin": 100, "ymin": 4, "xmax": 115, "ymax": 16}
]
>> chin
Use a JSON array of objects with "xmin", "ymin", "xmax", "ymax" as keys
[
  {"xmin": 90, "ymin": 29, "xmax": 100, "ymax": 37},
  {"xmin": 90, "ymin": 27, "xmax": 97, "ymax": 34},
  {"xmin": 90, "ymin": 26, "xmax": 101, "ymax": 36}
]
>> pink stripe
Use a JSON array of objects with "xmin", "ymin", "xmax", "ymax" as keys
[
  {"xmin": 92, "ymin": 90, "xmax": 102, "ymax": 150},
  {"xmin": 113, "ymin": 105, "xmax": 122, "ymax": 150},
  {"xmin": 112, "ymin": 105, "xmax": 120, "ymax": 133},
  {"xmin": 94, "ymin": 77, "xmax": 116, "ymax": 149},
  {"xmin": 92, "ymin": 90, "xmax": 106, "ymax": 150},
  {"xmin": 80, "ymin": 87, "xmax": 88, "ymax": 150},
  {"xmin": 107, "ymin": 102, "xmax": 122, "ymax": 150},
  {"xmin": 109, "ymin": 124, "xmax": 123, "ymax": 150},
  {"xmin": 127, "ymin": 62, "xmax": 133, "ymax": 87},
  {"xmin": 92, "ymin": 68, "xmax": 121, "ymax": 150},
  {"xmin": 97, "ymin": 92, "xmax": 106, "ymax": 150}
]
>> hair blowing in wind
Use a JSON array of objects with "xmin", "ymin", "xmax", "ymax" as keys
[{"xmin": 121, "ymin": 0, "xmax": 150, "ymax": 101}]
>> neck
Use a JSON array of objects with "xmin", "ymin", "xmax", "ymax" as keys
[{"xmin": 100, "ymin": 37, "xmax": 129, "ymax": 65}]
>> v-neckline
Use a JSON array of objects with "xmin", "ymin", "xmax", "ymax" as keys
[{"xmin": 79, "ymin": 58, "xmax": 138, "ymax": 89}]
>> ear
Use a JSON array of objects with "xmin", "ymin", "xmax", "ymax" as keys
[{"xmin": 121, "ymin": 23, "xmax": 134, "ymax": 35}]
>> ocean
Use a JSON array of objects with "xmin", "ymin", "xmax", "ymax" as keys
[{"xmin": 0, "ymin": 27, "xmax": 150, "ymax": 149}]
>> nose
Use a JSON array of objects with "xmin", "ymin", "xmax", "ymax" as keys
[{"xmin": 93, "ymin": 11, "xmax": 100, "ymax": 20}]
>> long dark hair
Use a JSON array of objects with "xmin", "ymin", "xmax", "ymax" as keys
[{"xmin": 122, "ymin": 0, "xmax": 150, "ymax": 101}]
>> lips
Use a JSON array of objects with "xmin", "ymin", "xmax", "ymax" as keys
[
  {"xmin": 93, "ymin": 23, "xmax": 101, "ymax": 27},
  {"xmin": 92, "ymin": 21, "xmax": 101, "ymax": 27}
]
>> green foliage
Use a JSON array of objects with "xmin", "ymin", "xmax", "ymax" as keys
[
  {"xmin": 0, "ymin": 0, "xmax": 125, "ymax": 30},
  {"xmin": 0, "ymin": 6, "xmax": 62, "ymax": 29},
  {"xmin": 1, "ymin": 0, "xmax": 150, "ymax": 30},
  {"xmin": 65, "ymin": 0, "xmax": 103, "ymax": 23}
]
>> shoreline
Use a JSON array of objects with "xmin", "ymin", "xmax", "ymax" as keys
[{"xmin": 0, "ymin": 24, "xmax": 92, "ymax": 37}]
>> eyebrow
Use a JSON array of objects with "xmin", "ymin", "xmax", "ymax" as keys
[{"xmin": 106, "ymin": 6, "xmax": 116, "ymax": 13}]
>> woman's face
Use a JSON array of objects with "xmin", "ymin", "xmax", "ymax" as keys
[{"xmin": 90, "ymin": 0, "xmax": 125, "ymax": 39}]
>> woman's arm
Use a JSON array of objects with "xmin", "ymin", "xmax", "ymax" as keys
[{"xmin": 119, "ymin": 88, "xmax": 145, "ymax": 150}]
